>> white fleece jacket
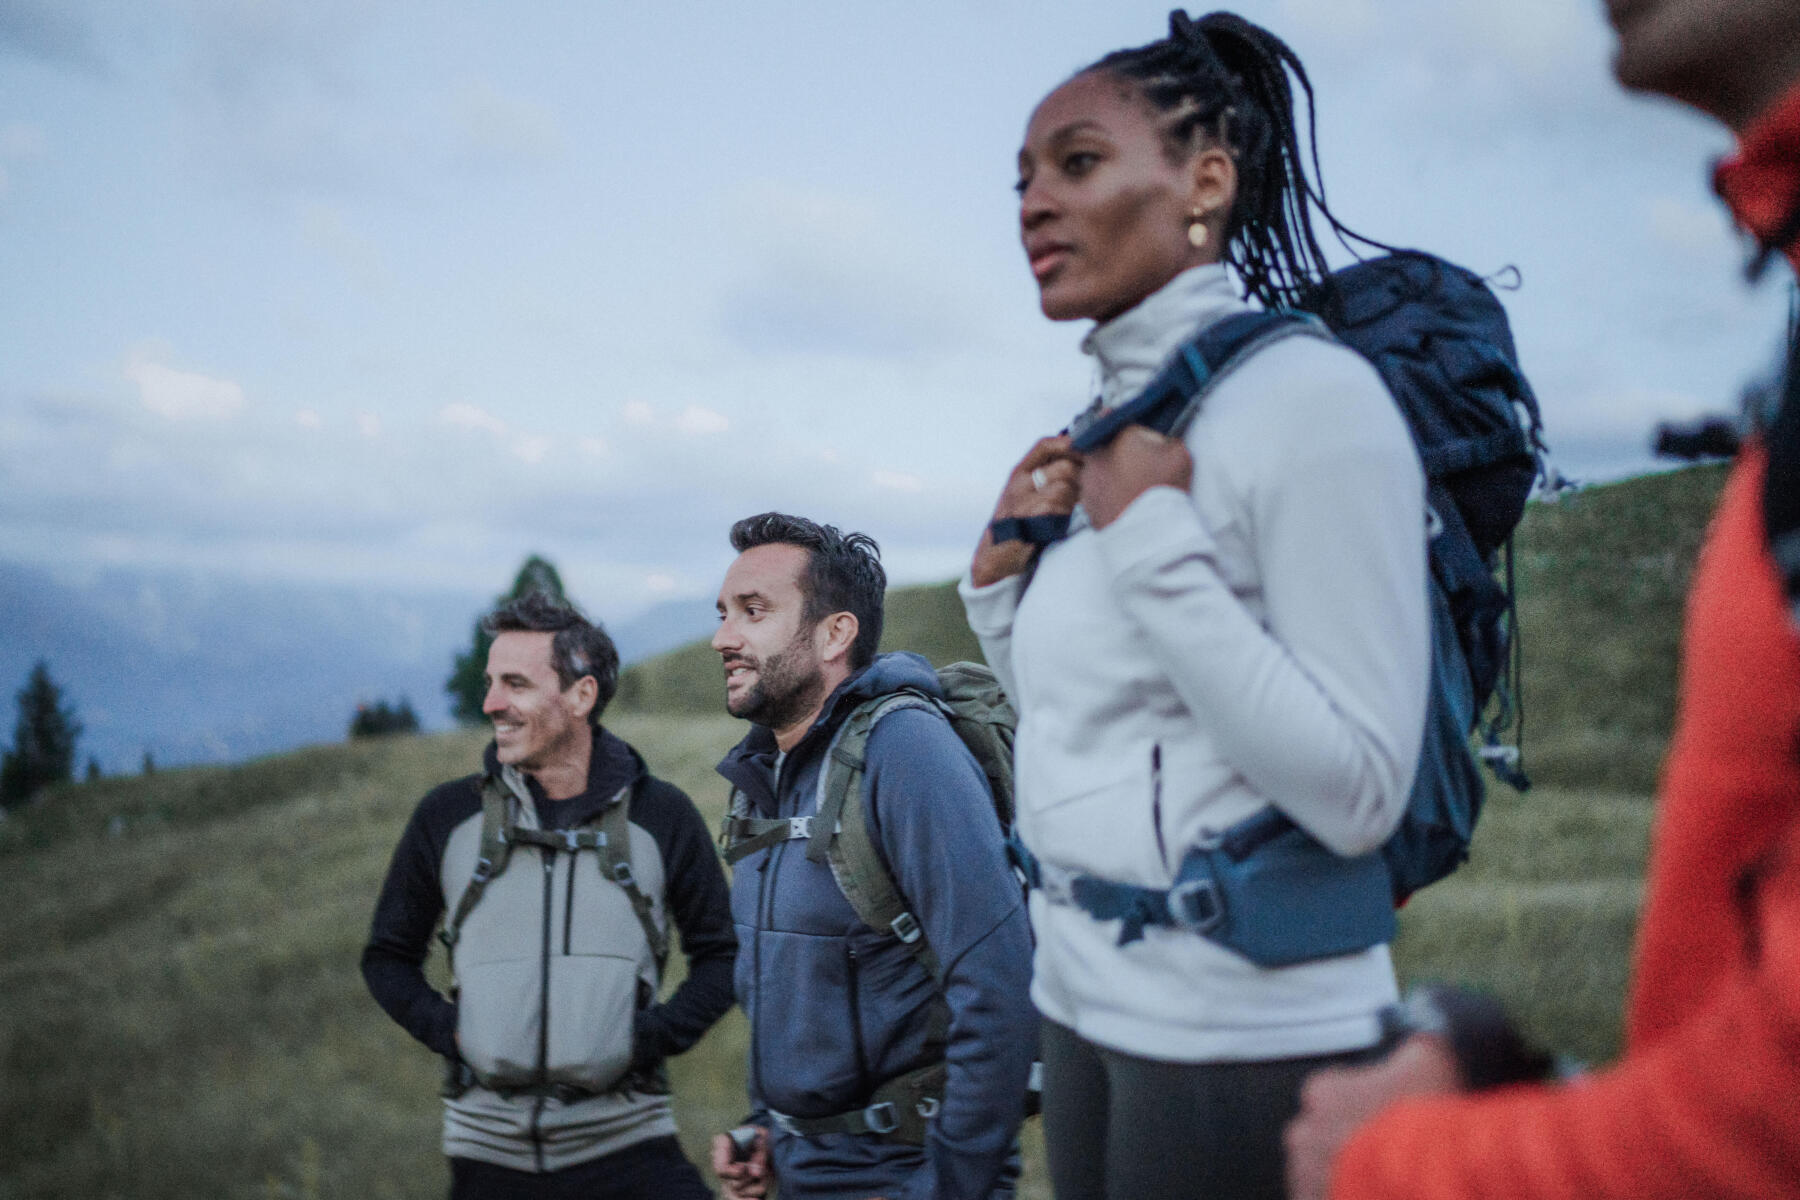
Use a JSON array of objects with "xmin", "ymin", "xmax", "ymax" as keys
[{"xmin": 960, "ymin": 263, "xmax": 1429, "ymax": 1062}]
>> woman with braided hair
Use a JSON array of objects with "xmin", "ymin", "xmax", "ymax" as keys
[{"xmin": 958, "ymin": 12, "xmax": 1429, "ymax": 1199}]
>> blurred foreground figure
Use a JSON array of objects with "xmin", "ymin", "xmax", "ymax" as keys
[
  {"xmin": 361, "ymin": 592, "xmax": 735, "ymax": 1200},
  {"xmin": 1286, "ymin": 2, "xmax": 1800, "ymax": 1196}
]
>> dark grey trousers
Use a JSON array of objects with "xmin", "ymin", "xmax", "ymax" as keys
[{"xmin": 1040, "ymin": 1018, "xmax": 1383, "ymax": 1200}]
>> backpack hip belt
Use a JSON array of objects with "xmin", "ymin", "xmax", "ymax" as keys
[
  {"xmin": 764, "ymin": 1061, "xmax": 948, "ymax": 1146},
  {"xmin": 1010, "ymin": 809, "xmax": 1396, "ymax": 969}
]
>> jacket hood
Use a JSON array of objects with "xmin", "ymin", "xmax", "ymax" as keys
[
  {"xmin": 482, "ymin": 725, "xmax": 645, "ymax": 827},
  {"xmin": 716, "ymin": 651, "xmax": 942, "ymax": 779},
  {"xmin": 1715, "ymin": 80, "xmax": 1800, "ymax": 273}
]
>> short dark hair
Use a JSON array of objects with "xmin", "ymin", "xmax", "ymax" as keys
[
  {"xmin": 729, "ymin": 512, "xmax": 886, "ymax": 671},
  {"xmin": 482, "ymin": 591, "xmax": 620, "ymax": 724}
]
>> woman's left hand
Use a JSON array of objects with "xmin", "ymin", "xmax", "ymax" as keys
[{"xmin": 1079, "ymin": 424, "xmax": 1194, "ymax": 529}]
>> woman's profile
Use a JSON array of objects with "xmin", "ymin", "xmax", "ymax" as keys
[{"xmin": 959, "ymin": 11, "xmax": 1430, "ymax": 1199}]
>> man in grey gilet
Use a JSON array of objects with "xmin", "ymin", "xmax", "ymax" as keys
[{"xmin": 362, "ymin": 591, "xmax": 736, "ymax": 1199}]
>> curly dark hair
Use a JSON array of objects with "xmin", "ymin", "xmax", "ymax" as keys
[
  {"xmin": 729, "ymin": 512, "xmax": 886, "ymax": 671},
  {"xmin": 482, "ymin": 591, "xmax": 620, "ymax": 724}
]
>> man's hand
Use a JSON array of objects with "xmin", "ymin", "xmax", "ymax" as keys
[
  {"xmin": 1285, "ymin": 1034, "xmax": 1463, "ymax": 1200},
  {"xmin": 710, "ymin": 1126, "xmax": 771, "ymax": 1200},
  {"xmin": 1079, "ymin": 424, "xmax": 1193, "ymax": 530},
  {"xmin": 971, "ymin": 435, "xmax": 1082, "ymax": 587}
]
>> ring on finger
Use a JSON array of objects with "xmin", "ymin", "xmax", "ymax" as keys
[{"xmin": 1031, "ymin": 467, "xmax": 1049, "ymax": 491}]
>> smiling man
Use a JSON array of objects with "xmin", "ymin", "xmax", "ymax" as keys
[
  {"xmin": 361, "ymin": 591, "xmax": 735, "ymax": 1200},
  {"xmin": 706, "ymin": 512, "xmax": 1036, "ymax": 1200}
]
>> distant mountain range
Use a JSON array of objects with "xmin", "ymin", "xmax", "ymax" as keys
[{"xmin": 0, "ymin": 562, "xmax": 720, "ymax": 773}]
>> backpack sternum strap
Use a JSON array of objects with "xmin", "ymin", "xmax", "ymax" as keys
[
  {"xmin": 444, "ymin": 776, "xmax": 668, "ymax": 970},
  {"xmin": 719, "ymin": 815, "xmax": 813, "ymax": 864}
]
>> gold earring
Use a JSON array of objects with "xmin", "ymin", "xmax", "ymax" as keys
[{"xmin": 1188, "ymin": 208, "xmax": 1209, "ymax": 249}]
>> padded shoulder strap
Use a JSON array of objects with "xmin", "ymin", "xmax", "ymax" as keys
[
  {"xmin": 440, "ymin": 773, "xmax": 516, "ymax": 952},
  {"xmin": 593, "ymin": 783, "xmax": 670, "ymax": 971},
  {"xmin": 811, "ymin": 691, "xmax": 946, "ymax": 982}
]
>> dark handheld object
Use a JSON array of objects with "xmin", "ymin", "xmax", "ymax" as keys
[
  {"xmin": 725, "ymin": 1124, "xmax": 762, "ymax": 1161},
  {"xmin": 1380, "ymin": 985, "xmax": 1557, "ymax": 1091},
  {"xmin": 1653, "ymin": 417, "xmax": 1741, "ymax": 462}
]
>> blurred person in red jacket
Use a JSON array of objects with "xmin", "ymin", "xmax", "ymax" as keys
[{"xmin": 1285, "ymin": 2, "xmax": 1800, "ymax": 1197}]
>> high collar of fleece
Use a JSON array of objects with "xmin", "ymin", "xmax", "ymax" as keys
[
  {"xmin": 1715, "ymin": 81, "xmax": 1800, "ymax": 263},
  {"xmin": 1080, "ymin": 264, "xmax": 1247, "ymax": 407}
]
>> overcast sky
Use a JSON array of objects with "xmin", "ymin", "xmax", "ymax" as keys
[{"xmin": 2, "ymin": 0, "xmax": 1790, "ymax": 622}]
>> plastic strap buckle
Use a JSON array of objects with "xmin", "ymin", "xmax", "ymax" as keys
[
  {"xmin": 1167, "ymin": 876, "xmax": 1223, "ymax": 934},
  {"xmin": 789, "ymin": 816, "xmax": 813, "ymax": 840},
  {"xmin": 861, "ymin": 1102, "xmax": 900, "ymax": 1135},
  {"xmin": 612, "ymin": 861, "xmax": 638, "ymax": 889},
  {"xmin": 561, "ymin": 830, "xmax": 583, "ymax": 853},
  {"xmin": 914, "ymin": 1096, "xmax": 940, "ymax": 1120},
  {"xmin": 889, "ymin": 912, "xmax": 922, "ymax": 944}
]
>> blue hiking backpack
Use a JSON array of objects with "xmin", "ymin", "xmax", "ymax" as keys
[{"xmin": 1013, "ymin": 251, "xmax": 1544, "ymax": 964}]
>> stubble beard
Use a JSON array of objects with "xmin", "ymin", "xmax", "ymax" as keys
[{"xmin": 728, "ymin": 628, "xmax": 826, "ymax": 733}]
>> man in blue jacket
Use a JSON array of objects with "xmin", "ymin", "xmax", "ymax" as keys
[{"xmin": 706, "ymin": 512, "xmax": 1037, "ymax": 1200}]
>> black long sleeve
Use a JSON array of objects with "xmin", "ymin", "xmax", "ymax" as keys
[
  {"xmin": 630, "ymin": 777, "xmax": 737, "ymax": 1064},
  {"xmin": 360, "ymin": 779, "xmax": 472, "ymax": 1058}
]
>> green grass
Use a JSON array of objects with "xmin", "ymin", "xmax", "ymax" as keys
[{"xmin": 0, "ymin": 465, "xmax": 1729, "ymax": 1197}]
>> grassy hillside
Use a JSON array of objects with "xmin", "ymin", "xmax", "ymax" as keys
[{"xmin": 0, "ymin": 464, "xmax": 1730, "ymax": 1198}]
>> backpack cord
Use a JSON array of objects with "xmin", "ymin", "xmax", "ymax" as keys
[{"xmin": 1504, "ymin": 537, "xmax": 1529, "ymax": 790}]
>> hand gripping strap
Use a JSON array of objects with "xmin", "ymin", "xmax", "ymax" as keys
[{"xmin": 990, "ymin": 513, "xmax": 1073, "ymax": 547}]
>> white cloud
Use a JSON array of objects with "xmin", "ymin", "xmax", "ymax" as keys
[
  {"xmin": 646, "ymin": 572, "xmax": 677, "ymax": 593},
  {"xmin": 511, "ymin": 434, "xmax": 552, "ymax": 463},
  {"xmin": 299, "ymin": 202, "xmax": 390, "ymax": 293},
  {"xmin": 126, "ymin": 357, "xmax": 246, "ymax": 421},
  {"xmin": 872, "ymin": 469, "xmax": 924, "ymax": 493},
  {"xmin": 0, "ymin": 122, "xmax": 46, "ymax": 158},
  {"xmin": 296, "ymin": 408, "xmax": 322, "ymax": 428},
  {"xmin": 356, "ymin": 412, "xmax": 381, "ymax": 438},
  {"xmin": 579, "ymin": 436, "xmax": 608, "ymax": 457},
  {"xmin": 1646, "ymin": 194, "xmax": 1733, "ymax": 257},
  {"xmin": 452, "ymin": 79, "xmax": 564, "ymax": 168},
  {"xmin": 622, "ymin": 401, "xmax": 654, "ymax": 427},
  {"xmin": 677, "ymin": 405, "xmax": 729, "ymax": 435},
  {"xmin": 440, "ymin": 402, "xmax": 508, "ymax": 435}
]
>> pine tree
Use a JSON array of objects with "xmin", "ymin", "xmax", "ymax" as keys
[
  {"xmin": 0, "ymin": 661, "xmax": 82, "ymax": 809},
  {"xmin": 447, "ymin": 554, "xmax": 568, "ymax": 724}
]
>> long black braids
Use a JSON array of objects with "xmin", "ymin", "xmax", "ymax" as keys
[{"xmin": 1088, "ymin": 10, "xmax": 1379, "ymax": 310}]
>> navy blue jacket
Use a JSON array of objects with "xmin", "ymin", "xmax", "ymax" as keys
[{"xmin": 716, "ymin": 653, "xmax": 1037, "ymax": 1200}]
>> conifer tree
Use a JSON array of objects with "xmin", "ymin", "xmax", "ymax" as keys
[
  {"xmin": 447, "ymin": 555, "xmax": 568, "ymax": 723},
  {"xmin": 0, "ymin": 661, "xmax": 82, "ymax": 809}
]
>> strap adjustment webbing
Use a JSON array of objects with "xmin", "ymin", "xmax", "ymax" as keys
[{"xmin": 764, "ymin": 1060, "xmax": 948, "ymax": 1146}]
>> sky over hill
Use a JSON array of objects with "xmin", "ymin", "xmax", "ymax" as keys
[
  {"xmin": 1, "ymin": 0, "xmax": 1792, "ymax": 625},
  {"xmin": 0, "ymin": 560, "xmax": 717, "ymax": 772}
]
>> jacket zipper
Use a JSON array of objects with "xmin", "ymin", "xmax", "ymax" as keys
[
  {"xmin": 1151, "ymin": 743, "xmax": 1169, "ymax": 869},
  {"xmin": 563, "ymin": 849, "xmax": 576, "ymax": 956},
  {"xmin": 533, "ymin": 847, "xmax": 553, "ymax": 1171},
  {"xmin": 845, "ymin": 943, "xmax": 871, "ymax": 1084}
]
